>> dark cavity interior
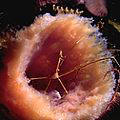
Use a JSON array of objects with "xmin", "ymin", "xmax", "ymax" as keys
[{"xmin": 25, "ymin": 21, "xmax": 98, "ymax": 97}]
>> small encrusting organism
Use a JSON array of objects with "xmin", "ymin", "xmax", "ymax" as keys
[
  {"xmin": 0, "ymin": 13, "xmax": 116, "ymax": 120},
  {"xmin": 37, "ymin": 0, "xmax": 108, "ymax": 16},
  {"xmin": 78, "ymin": 0, "xmax": 108, "ymax": 16}
]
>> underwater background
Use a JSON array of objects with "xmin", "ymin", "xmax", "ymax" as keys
[{"xmin": 0, "ymin": 0, "xmax": 120, "ymax": 120}]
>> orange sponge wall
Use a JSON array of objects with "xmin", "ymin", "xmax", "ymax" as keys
[{"xmin": 0, "ymin": 14, "xmax": 115, "ymax": 120}]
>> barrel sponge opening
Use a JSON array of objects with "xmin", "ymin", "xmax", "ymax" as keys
[{"xmin": 0, "ymin": 13, "xmax": 115, "ymax": 120}]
